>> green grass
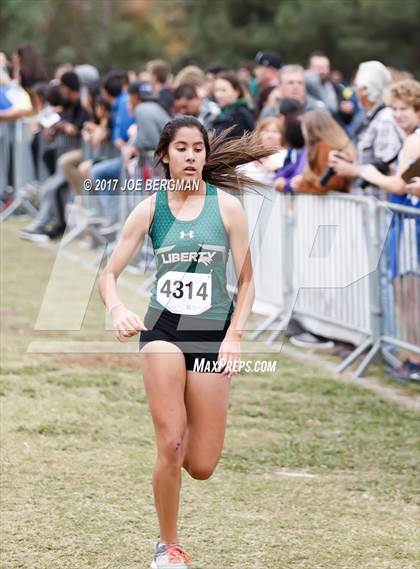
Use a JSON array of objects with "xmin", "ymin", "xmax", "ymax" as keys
[{"xmin": 1, "ymin": 220, "xmax": 419, "ymax": 569}]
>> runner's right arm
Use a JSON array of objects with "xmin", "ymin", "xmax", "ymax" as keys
[{"xmin": 98, "ymin": 195, "xmax": 156, "ymax": 341}]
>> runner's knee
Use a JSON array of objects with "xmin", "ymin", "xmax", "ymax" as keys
[
  {"xmin": 185, "ymin": 461, "xmax": 217, "ymax": 481},
  {"xmin": 158, "ymin": 435, "xmax": 186, "ymax": 468}
]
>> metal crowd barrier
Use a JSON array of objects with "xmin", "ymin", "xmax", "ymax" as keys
[
  {"xmin": 55, "ymin": 137, "xmax": 139, "ymax": 251},
  {"xmin": 0, "ymin": 119, "xmax": 82, "ymax": 223},
  {"xmin": 0, "ymin": 119, "xmax": 38, "ymax": 221},
  {"xmin": 376, "ymin": 200, "xmax": 419, "ymax": 355},
  {"xmin": 238, "ymin": 190, "xmax": 419, "ymax": 377},
  {"xmin": 59, "ymin": 138, "xmax": 118, "ymax": 249},
  {"xmin": 292, "ymin": 194, "xmax": 373, "ymax": 343},
  {"xmin": 0, "ymin": 121, "xmax": 13, "ymax": 193},
  {"xmin": 118, "ymin": 150, "xmax": 161, "ymax": 282},
  {"xmin": 235, "ymin": 189, "xmax": 292, "ymax": 341}
]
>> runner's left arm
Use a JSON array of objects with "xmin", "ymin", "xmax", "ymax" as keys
[
  {"xmin": 225, "ymin": 197, "xmax": 255, "ymax": 339},
  {"xmin": 218, "ymin": 195, "xmax": 255, "ymax": 377}
]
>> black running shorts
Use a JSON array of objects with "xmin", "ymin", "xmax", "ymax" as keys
[{"xmin": 139, "ymin": 306, "xmax": 231, "ymax": 372}]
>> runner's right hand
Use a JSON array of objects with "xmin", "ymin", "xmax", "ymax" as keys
[{"xmin": 111, "ymin": 305, "xmax": 148, "ymax": 342}]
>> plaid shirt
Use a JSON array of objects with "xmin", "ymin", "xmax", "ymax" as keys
[{"xmin": 352, "ymin": 104, "xmax": 404, "ymax": 198}]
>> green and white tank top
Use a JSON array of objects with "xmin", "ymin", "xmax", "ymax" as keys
[{"xmin": 148, "ymin": 183, "xmax": 234, "ymax": 320}]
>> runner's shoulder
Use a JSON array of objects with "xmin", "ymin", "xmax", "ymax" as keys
[
  {"xmin": 215, "ymin": 187, "xmax": 242, "ymax": 212},
  {"xmin": 125, "ymin": 193, "xmax": 157, "ymax": 233},
  {"xmin": 215, "ymin": 187, "xmax": 245, "ymax": 231},
  {"xmin": 133, "ymin": 193, "xmax": 156, "ymax": 215}
]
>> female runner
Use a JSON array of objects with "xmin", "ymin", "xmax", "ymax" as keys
[{"xmin": 98, "ymin": 116, "xmax": 273, "ymax": 568}]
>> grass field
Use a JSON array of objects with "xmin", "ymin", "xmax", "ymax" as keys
[{"xmin": 1, "ymin": 220, "xmax": 419, "ymax": 569}]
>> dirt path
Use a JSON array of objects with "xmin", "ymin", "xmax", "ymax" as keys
[{"xmin": 280, "ymin": 344, "xmax": 420, "ymax": 412}]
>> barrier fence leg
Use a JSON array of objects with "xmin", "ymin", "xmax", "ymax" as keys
[
  {"xmin": 248, "ymin": 311, "xmax": 284, "ymax": 341},
  {"xmin": 0, "ymin": 192, "xmax": 38, "ymax": 223},
  {"xmin": 353, "ymin": 339, "xmax": 382, "ymax": 378},
  {"xmin": 334, "ymin": 337, "xmax": 373, "ymax": 374},
  {"xmin": 346, "ymin": 199, "xmax": 383, "ymax": 378},
  {"xmin": 59, "ymin": 220, "xmax": 90, "ymax": 249},
  {"xmin": 267, "ymin": 316, "xmax": 291, "ymax": 346},
  {"xmin": 381, "ymin": 345, "xmax": 401, "ymax": 370}
]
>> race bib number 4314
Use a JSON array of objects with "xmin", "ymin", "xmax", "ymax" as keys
[{"xmin": 156, "ymin": 271, "xmax": 212, "ymax": 315}]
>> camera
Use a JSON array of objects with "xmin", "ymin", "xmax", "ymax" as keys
[{"xmin": 320, "ymin": 167, "xmax": 335, "ymax": 187}]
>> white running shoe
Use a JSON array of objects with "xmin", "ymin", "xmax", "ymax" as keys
[
  {"xmin": 18, "ymin": 227, "xmax": 50, "ymax": 243},
  {"xmin": 289, "ymin": 332, "xmax": 334, "ymax": 350},
  {"xmin": 150, "ymin": 540, "xmax": 192, "ymax": 568}
]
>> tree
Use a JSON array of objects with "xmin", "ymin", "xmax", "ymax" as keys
[{"xmin": 0, "ymin": 0, "xmax": 418, "ymax": 79}]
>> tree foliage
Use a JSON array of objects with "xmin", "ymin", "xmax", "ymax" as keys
[{"xmin": 0, "ymin": 0, "xmax": 418, "ymax": 78}]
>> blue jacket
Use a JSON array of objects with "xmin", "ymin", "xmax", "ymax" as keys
[{"xmin": 111, "ymin": 92, "xmax": 134, "ymax": 143}]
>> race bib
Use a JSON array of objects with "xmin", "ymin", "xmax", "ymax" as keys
[{"xmin": 156, "ymin": 271, "xmax": 212, "ymax": 315}]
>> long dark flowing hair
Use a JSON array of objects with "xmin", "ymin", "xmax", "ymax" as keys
[{"xmin": 155, "ymin": 116, "xmax": 276, "ymax": 192}]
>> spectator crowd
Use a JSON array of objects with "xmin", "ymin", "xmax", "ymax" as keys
[{"xmin": 1, "ymin": 44, "xmax": 419, "ymax": 382}]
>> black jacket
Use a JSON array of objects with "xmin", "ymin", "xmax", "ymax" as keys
[{"xmin": 211, "ymin": 102, "xmax": 255, "ymax": 139}]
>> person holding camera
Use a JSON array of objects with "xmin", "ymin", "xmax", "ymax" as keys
[
  {"xmin": 288, "ymin": 109, "xmax": 355, "ymax": 195},
  {"xmin": 328, "ymin": 60, "xmax": 404, "ymax": 199},
  {"xmin": 356, "ymin": 79, "xmax": 420, "ymax": 198}
]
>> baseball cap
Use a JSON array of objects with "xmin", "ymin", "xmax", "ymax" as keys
[
  {"xmin": 75, "ymin": 64, "xmax": 100, "ymax": 87},
  {"xmin": 255, "ymin": 50, "xmax": 283, "ymax": 70},
  {"xmin": 137, "ymin": 81, "xmax": 154, "ymax": 100}
]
